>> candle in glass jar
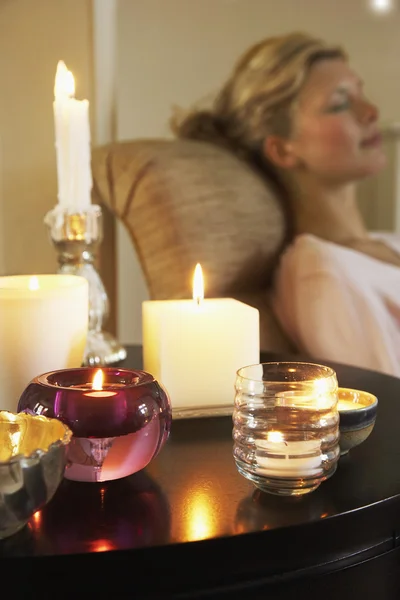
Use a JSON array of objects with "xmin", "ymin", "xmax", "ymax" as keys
[
  {"xmin": 80, "ymin": 369, "xmax": 127, "ymax": 398},
  {"xmin": 18, "ymin": 366, "xmax": 172, "ymax": 483},
  {"xmin": 256, "ymin": 431, "xmax": 322, "ymax": 477}
]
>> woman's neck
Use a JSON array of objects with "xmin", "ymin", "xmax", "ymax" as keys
[
  {"xmin": 287, "ymin": 178, "xmax": 369, "ymax": 244},
  {"xmin": 282, "ymin": 173, "xmax": 400, "ymax": 267}
]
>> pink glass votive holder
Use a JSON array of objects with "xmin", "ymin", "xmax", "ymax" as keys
[{"xmin": 17, "ymin": 367, "xmax": 172, "ymax": 483}]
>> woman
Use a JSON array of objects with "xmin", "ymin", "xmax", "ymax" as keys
[{"xmin": 171, "ymin": 31, "xmax": 400, "ymax": 377}]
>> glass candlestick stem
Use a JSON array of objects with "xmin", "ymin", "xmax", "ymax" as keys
[{"xmin": 44, "ymin": 204, "xmax": 127, "ymax": 366}]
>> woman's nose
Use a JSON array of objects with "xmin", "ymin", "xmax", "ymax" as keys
[{"xmin": 356, "ymin": 99, "xmax": 379, "ymax": 124}]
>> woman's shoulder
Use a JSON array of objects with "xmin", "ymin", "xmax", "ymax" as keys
[
  {"xmin": 277, "ymin": 233, "xmax": 359, "ymax": 277},
  {"xmin": 272, "ymin": 233, "xmax": 400, "ymax": 299},
  {"xmin": 369, "ymin": 231, "xmax": 400, "ymax": 253}
]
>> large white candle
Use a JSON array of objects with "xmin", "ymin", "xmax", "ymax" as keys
[
  {"xmin": 53, "ymin": 60, "xmax": 92, "ymax": 212},
  {"xmin": 142, "ymin": 264, "xmax": 260, "ymax": 411},
  {"xmin": 0, "ymin": 274, "xmax": 89, "ymax": 412}
]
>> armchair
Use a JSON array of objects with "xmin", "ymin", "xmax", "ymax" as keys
[{"xmin": 91, "ymin": 138, "xmax": 297, "ymax": 353}]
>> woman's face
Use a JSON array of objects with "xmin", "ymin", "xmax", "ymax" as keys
[{"xmin": 287, "ymin": 58, "xmax": 386, "ymax": 184}]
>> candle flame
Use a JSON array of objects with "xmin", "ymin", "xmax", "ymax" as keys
[
  {"xmin": 267, "ymin": 431, "xmax": 284, "ymax": 443},
  {"xmin": 28, "ymin": 276, "xmax": 40, "ymax": 291},
  {"xmin": 92, "ymin": 369, "xmax": 104, "ymax": 391},
  {"xmin": 54, "ymin": 60, "xmax": 75, "ymax": 99},
  {"xmin": 192, "ymin": 263, "xmax": 204, "ymax": 304}
]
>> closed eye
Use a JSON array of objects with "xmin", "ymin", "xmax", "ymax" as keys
[
  {"xmin": 328, "ymin": 100, "xmax": 351, "ymax": 112},
  {"xmin": 327, "ymin": 90, "xmax": 351, "ymax": 112}
]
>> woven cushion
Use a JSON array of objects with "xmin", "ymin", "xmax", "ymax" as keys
[{"xmin": 91, "ymin": 138, "xmax": 296, "ymax": 352}]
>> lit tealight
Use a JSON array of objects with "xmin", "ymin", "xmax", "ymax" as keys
[
  {"xmin": 337, "ymin": 400, "xmax": 362, "ymax": 412},
  {"xmin": 92, "ymin": 369, "xmax": 104, "ymax": 391},
  {"xmin": 85, "ymin": 369, "xmax": 116, "ymax": 398},
  {"xmin": 337, "ymin": 388, "xmax": 377, "ymax": 412},
  {"xmin": 267, "ymin": 431, "xmax": 285, "ymax": 443}
]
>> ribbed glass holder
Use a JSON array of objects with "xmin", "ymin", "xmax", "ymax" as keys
[
  {"xmin": 44, "ymin": 205, "xmax": 127, "ymax": 367},
  {"xmin": 233, "ymin": 362, "xmax": 340, "ymax": 496}
]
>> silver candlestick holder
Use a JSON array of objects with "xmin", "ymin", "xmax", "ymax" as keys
[{"xmin": 44, "ymin": 204, "xmax": 127, "ymax": 366}]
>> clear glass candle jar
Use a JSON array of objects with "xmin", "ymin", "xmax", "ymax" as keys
[{"xmin": 233, "ymin": 362, "xmax": 340, "ymax": 496}]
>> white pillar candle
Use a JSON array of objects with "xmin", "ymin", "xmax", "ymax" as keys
[
  {"xmin": 0, "ymin": 274, "xmax": 89, "ymax": 412},
  {"xmin": 53, "ymin": 60, "xmax": 92, "ymax": 212},
  {"xmin": 142, "ymin": 264, "xmax": 260, "ymax": 411},
  {"xmin": 256, "ymin": 432, "xmax": 322, "ymax": 478}
]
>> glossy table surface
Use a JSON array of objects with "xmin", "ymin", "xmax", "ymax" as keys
[{"xmin": 2, "ymin": 345, "xmax": 400, "ymax": 598}]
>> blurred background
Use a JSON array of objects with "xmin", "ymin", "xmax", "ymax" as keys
[{"xmin": 1, "ymin": 0, "xmax": 399, "ymax": 344}]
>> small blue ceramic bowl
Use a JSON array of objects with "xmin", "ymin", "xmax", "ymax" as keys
[{"xmin": 338, "ymin": 388, "xmax": 378, "ymax": 455}]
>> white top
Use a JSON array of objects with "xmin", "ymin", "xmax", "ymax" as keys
[{"xmin": 271, "ymin": 232, "xmax": 400, "ymax": 378}]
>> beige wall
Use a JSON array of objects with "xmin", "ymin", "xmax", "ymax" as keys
[
  {"xmin": 115, "ymin": 0, "xmax": 400, "ymax": 344},
  {"xmin": 0, "ymin": 134, "xmax": 5, "ymax": 273},
  {"xmin": 0, "ymin": 0, "xmax": 94, "ymax": 276},
  {"xmin": 116, "ymin": 0, "xmax": 400, "ymax": 138}
]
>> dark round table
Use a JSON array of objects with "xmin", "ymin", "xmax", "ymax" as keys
[{"xmin": 2, "ymin": 346, "xmax": 400, "ymax": 599}]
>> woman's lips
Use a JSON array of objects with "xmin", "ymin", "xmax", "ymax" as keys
[{"xmin": 361, "ymin": 133, "xmax": 382, "ymax": 147}]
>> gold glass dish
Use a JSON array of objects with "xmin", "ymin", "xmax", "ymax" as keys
[
  {"xmin": 0, "ymin": 410, "xmax": 72, "ymax": 540},
  {"xmin": 337, "ymin": 388, "xmax": 378, "ymax": 455}
]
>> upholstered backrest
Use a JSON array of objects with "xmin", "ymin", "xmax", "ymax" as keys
[{"xmin": 91, "ymin": 138, "xmax": 296, "ymax": 352}]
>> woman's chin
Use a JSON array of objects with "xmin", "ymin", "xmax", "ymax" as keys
[{"xmin": 359, "ymin": 150, "xmax": 387, "ymax": 178}]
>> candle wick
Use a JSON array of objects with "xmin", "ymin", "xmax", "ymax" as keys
[{"xmin": 196, "ymin": 296, "xmax": 201, "ymax": 306}]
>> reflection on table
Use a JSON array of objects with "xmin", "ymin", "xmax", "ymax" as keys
[{"xmin": 14, "ymin": 471, "xmax": 170, "ymax": 556}]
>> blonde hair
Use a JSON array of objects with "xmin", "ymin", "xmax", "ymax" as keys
[{"xmin": 171, "ymin": 32, "xmax": 347, "ymax": 162}]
